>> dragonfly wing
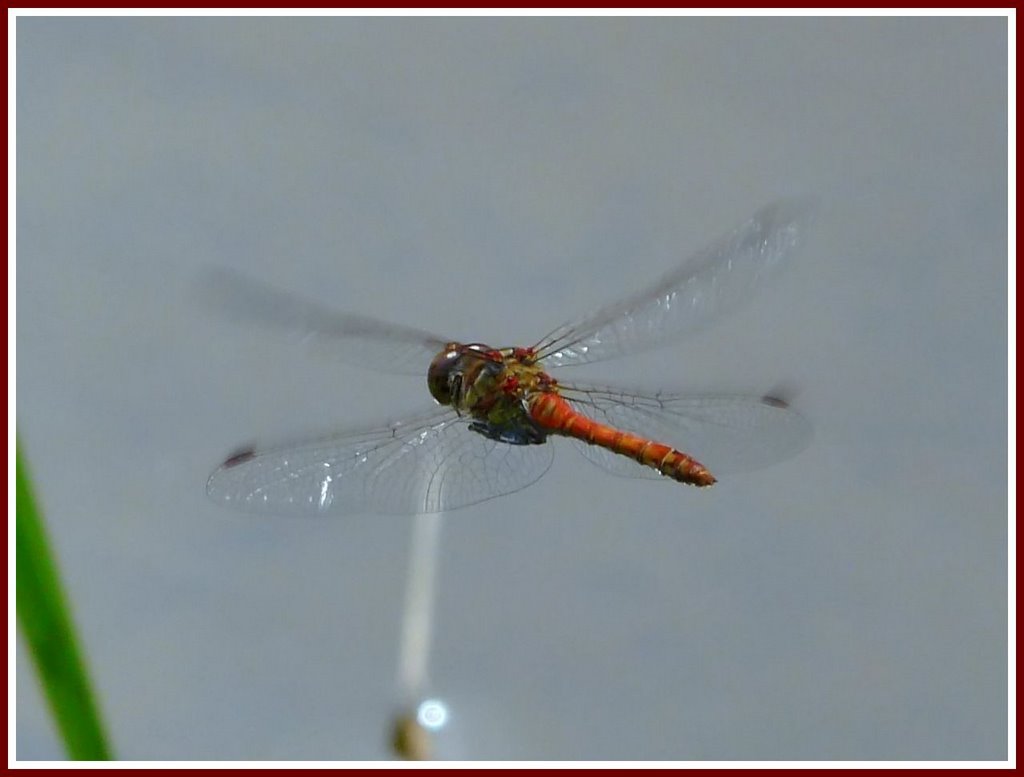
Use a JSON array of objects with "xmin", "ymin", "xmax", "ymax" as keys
[
  {"xmin": 207, "ymin": 407, "xmax": 554, "ymax": 515},
  {"xmin": 200, "ymin": 269, "xmax": 450, "ymax": 376},
  {"xmin": 559, "ymin": 384, "xmax": 812, "ymax": 479},
  {"xmin": 534, "ymin": 199, "xmax": 814, "ymax": 367}
]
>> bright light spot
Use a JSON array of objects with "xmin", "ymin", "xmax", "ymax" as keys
[
  {"xmin": 318, "ymin": 474, "xmax": 333, "ymax": 509},
  {"xmin": 416, "ymin": 699, "xmax": 448, "ymax": 731}
]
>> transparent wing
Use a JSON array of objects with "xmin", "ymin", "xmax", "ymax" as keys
[
  {"xmin": 558, "ymin": 383, "xmax": 812, "ymax": 479},
  {"xmin": 200, "ymin": 269, "xmax": 450, "ymax": 376},
  {"xmin": 533, "ymin": 199, "xmax": 815, "ymax": 367},
  {"xmin": 207, "ymin": 407, "xmax": 554, "ymax": 515}
]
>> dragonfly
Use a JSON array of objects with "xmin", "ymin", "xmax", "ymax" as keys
[{"xmin": 206, "ymin": 200, "xmax": 813, "ymax": 515}]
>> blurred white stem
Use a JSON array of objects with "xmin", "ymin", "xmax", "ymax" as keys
[{"xmin": 396, "ymin": 513, "xmax": 444, "ymax": 702}]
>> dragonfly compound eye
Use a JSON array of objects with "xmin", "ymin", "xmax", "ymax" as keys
[{"xmin": 427, "ymin": 347, "xmax": 462, "ymax": 405}]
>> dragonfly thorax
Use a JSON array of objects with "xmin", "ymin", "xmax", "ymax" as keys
[{"xmin": 427, "ymin": 342, "xmax": 555, "ymax": 437}]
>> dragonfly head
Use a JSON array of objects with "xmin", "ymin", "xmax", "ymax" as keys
[
  {"xmin": 427, "ymin": 344, "xmax": 463, "ymax": 405},
  {"xmin": 428, "ymin": 342, "xmax": 503, "ymax": 407}
]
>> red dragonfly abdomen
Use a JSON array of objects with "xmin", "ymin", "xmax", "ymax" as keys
[{"xmin": 527, "ymin": 393, "xmax": 716, "ymax": 487}]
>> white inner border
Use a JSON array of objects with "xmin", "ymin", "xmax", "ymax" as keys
[{"xmin": 8, "ymin": 7, "xmax": 1015, "ymax": 769}]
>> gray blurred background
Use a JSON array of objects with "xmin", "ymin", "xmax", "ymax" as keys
[{"xmin": 16, "ymin": 17, "xmax": 1007, "ymax": 760}]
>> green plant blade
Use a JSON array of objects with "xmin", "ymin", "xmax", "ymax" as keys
[{"xmin": 16, "ymin": 441, "xmax": 113, "ymax": 760}]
